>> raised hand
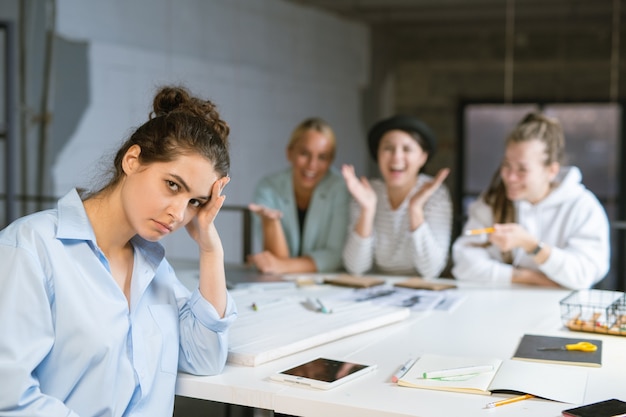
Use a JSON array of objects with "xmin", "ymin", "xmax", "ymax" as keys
[
  {"xmin": 248, "ymin": 203, "xmax": 283, "ymax": 220},
  {"xmin": 341, "ymin": 164, "xmax": 376, "ymax": 211},
  {"xmin": 186, "ymin": 176, "xmax": 230, "ymax": 253},
  {"xmin": 408, "ymin": 168, "xmax": 449, "ymax": 230},
  {"xmin": 248, "ymin": 201, "xmax": 289, "ymax": 258},
  {"xmin": 409, "ymin": 167, "xmax": 450, "ymax": 210}
]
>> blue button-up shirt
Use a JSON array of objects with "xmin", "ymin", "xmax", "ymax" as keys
[{"xmin": 0, "ymin": 189, "xmax": 237, "ymax": 416}]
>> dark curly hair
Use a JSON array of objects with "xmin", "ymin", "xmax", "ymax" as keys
[{"xmin": 100, "ymin": 85, "xmax": 230, "ymax": 192}]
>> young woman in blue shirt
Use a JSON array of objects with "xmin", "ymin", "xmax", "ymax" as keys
[{"xmin": 0, "ymin": 86, "xmax": 237, "ymax": 416}]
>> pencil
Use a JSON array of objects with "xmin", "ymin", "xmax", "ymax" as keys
[
  {"xmin": 463, "ymin": 226, "xmax": 495, "ymax": 236},
  {"xmin": 391, "ymin": 358, "xmax": 416, "ymax": 383},
  {"xmin": 485, "ymin": 394, "xmax": 534, "ymax": 409}
]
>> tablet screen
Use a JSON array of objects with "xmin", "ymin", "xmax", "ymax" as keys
[{"xmin": 280, "ymin": 358, "xmax": 369, "ymax": 383}]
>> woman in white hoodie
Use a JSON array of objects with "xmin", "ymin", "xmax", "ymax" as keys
[{"xmin": 452, "ymin": 112, "xmax": 610, "ymax": 289}]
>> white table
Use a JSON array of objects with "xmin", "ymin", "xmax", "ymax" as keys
[{"xmin": 175, "ymin": 277, "xmax": 626, "ymax": 417}]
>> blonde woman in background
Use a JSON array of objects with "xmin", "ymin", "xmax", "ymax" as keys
[
  {"xmin": 452, "ymin": 112, "xmax": 610, "ymax": 289},
  {"xmin": 248, "ymin": 118, "xmax": 349, "ymax": 273}
]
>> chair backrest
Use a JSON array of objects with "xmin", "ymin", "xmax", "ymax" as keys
[{"xmin": 220, "ymin": 205, "xmax": 253, "ymax": 264}]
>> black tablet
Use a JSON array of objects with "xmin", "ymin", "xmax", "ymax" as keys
[{"xmin": 270, "ymin": 357, "xmax": 377, "ymax": 390}]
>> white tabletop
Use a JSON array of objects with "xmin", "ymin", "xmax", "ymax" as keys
[{"xmin": 175, "ymin": 277, "xmax": 626, "ymax": 417}]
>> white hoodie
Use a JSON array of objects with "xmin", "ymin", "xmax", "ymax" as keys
[{"xmin": 452, "ymin": 166, "xmax": 610, "ymax": 289}]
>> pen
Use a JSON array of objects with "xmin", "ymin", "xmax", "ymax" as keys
[
  {"xmin": 422, "ymin": 364, "xmax": 493, "ymax": 379},
  {"xmin": 485, "ymin": 394, "xmax": 534, "ymax": 409},
  {"xmin": 463, "ymin": 227, "xmax": 495, "ymax": 236},
  {"xmin": 316, "ymin": 298, "xmax": 332, "ymax": 314},
  {"xmin": 391, "ymin": 358, "xmax": 416, "ymax": 383}
]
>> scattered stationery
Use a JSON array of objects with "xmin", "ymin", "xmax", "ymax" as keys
[
  {"xmin": 394, "ymin": 277, "xmax": 457, "ymax": 291},
  {"xmin": 559, "ymin": 289, "xmax": 626, "ymax": 337},
  {"xmin": 562, "ymin": 398, "xmax": 626, "ymax": 417},
  {"xmin": 228, "ymin": 289, "xmax": 410, "ymax": 366},
  {"xmin": 336, "ymin": 286, "xmax": 451, "ymax": 312},
  {"xmin": 323, "ymin": 274, "xmax": 386, "ymax": 288},
  {"xmin": 396, "ymin": 353, "xmax": 587, "ymax": 404},
  {"xmin": 512, "ymin": 334, "xmax": 602, "ymax": 367}
]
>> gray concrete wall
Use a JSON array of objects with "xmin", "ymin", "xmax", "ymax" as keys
[{"xmin": 46, "ymin": 0, "xmax": 370, "ymax": 263}]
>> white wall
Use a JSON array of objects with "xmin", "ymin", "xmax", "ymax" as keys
[{"xmin": 52, "ymin": 0, "xmax": 370, "ymax": 263}]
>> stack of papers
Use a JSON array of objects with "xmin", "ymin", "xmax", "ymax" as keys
[{"xmin": 333, "ymin": 285, "xmax": 465, "ymax": 312}]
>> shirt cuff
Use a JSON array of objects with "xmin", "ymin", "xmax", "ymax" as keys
[
  {"xmin": 538, "ymin": 247, "xmax": 565, "ymax": 286},
  {"xmin": 188, "ymin": 289, "xmax": 237, "ymax": 332}
]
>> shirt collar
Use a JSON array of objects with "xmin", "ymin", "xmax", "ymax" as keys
[
  {"xmin": 56, "ymin": 189, "xmax": 165, "ymax": 269},
  {"xmin": 56, "ymin": 189, "xmax": 97, "ymax": 241}
]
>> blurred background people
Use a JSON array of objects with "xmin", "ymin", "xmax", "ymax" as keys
[
  {"xmin": 452, "ymin": 112, "xmax": 610, "ymax": 289},
  {"xmin": 342, "ymin": 115, "xmax": 452, "ymax": 277},
  {"xmin": 248, "ymin": 118, "xmax": 349, "ymax": 273}
]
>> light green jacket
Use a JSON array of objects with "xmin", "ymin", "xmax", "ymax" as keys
[{"xmin": 253, "ymin": 168, "xmax": 349, "ymax": 272}]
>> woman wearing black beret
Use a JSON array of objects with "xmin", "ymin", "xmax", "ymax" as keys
[{"xmin": 341, "ymin": 115, "xmax": 452, "ymax": 277}]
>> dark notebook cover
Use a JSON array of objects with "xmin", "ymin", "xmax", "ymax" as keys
[
  {"xmin": 512, "ymin": 334, "xmax": 602, "ymax": 368},
  {"xmin": 562, "ymin": 398, "xmax": 626, "ymax": 417}
]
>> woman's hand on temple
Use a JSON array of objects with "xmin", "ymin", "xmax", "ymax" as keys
[{"xmin": 186, "ymin": 176, "xmax": 230, "ymax": 253}]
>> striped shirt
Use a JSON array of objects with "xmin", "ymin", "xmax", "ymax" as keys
[{"xmin": 342, "ymin": 175, "xmax": 452, "ymax": 277}]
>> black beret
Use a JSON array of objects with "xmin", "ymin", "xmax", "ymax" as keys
[{"xmin": 367, "ymin": 115, "xmax": 437, "ymax": 161}]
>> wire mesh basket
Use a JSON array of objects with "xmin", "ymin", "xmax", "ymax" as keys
[{"xmin": 560, "ymin": 289, "xmax": 626, "ymax": 336}]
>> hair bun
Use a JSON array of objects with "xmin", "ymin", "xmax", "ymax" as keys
[
  {"xmin": 151, "ymin": 85, "xmax": 230, "ymax": 140},
  {"xmin": 152, "ymin": 86, "xmax": 191, "ymax": 117}
]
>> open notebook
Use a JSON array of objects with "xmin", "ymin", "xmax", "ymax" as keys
[{"xmin": 397, "ymin": 353, "xmax": 587, "ymax": 404}]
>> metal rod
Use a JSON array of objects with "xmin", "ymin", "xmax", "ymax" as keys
[
  {"xmin": 36, "ymin": 0, "xmax": 56, "ymax": 211},
  {"xmin": 3, "ymin": 21, "xmax": 17, "ymax": 224},
  {"xmin": 609, "ymin": 0, "xmax": 621, "ymax": 102},
  {"xmin": 503, "ymin": 0, "xmax": 515, "ymax": 103}
]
